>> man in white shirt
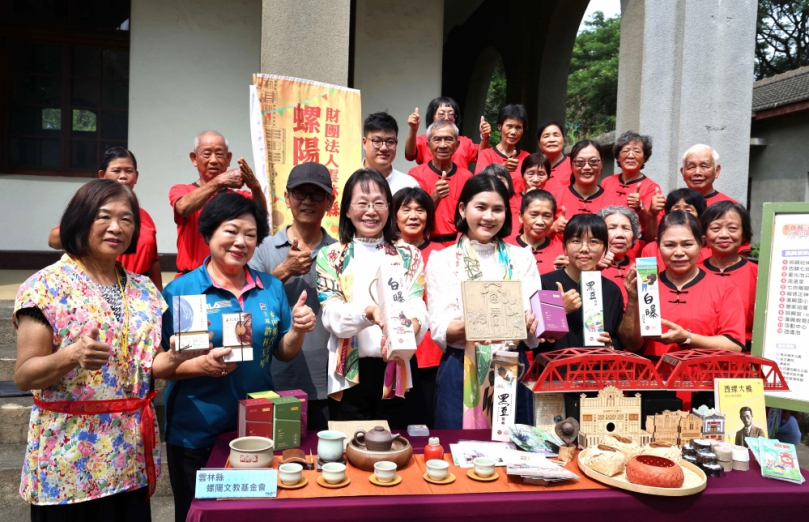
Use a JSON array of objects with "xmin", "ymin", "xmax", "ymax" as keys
[{"xmin": 362, "ymin": 112, "xmax": 419, "ymax": 195}]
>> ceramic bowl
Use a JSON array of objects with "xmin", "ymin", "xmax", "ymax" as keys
[
  {"xmin": 278, "ymin": 463, "xmax": 303, "ymax": 485},
  {"xmin": 473, "ymin": 457, "xmax": 495, "ymax": 478},
  {"xmin": 228, "ymin": 436, "xmax": 274, "ymax": 468},
  {"xmin": 345, "ymin": 435, "xmax": 414, "ymax": 472},
  {"xmin": 322, "ymin": 462, "xmax": 347, "ymax": 484},
  {"xmin": 373, "ymin": 461, "xmax": 398, "ymax": 483},
  {"xmin": 426, "ymin": 459, "xmax": 449, "ymax": 481}
]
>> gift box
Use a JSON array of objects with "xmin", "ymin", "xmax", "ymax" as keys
[
  {"xmin": 375, "ymin": 260, "xmax": 417, "ymax": 361},
  {"xmin": 277, "ymin": 389, "xmax": 308, "ymax": 413},
  {"xmin": 173, "ymin": 295, "xmax": 209, "ymax": 350},
  {"xmin": 222, "ymin": 312, "xmax": 254, "ymax": 362},
  {"xmin": 238, "ymin": 399, "xmax": 274, "ymax": 438},
  {"xmin": 247, "ymin": 390, "xmax": 280, "ymax": 400},
  {"xmin": 271, "ymin": 396, "xmax": 301, "ymax": 421},
  {"xmin": 529, "ymin": 290, "xmax": 569, "ymax": 340},
  {"xmin": 491, "ymin": 351, "xmax": 520, "ymax": 442},
  {"xmin": 636, "ymin": 257, "xmax": 663, "ymax": 336},
  {"xmin": 244, "ymin": 421, "xmax": 274, "ymax": 439},
  {"xmin": 274, "ymin": 419, "xmax": 301, "ymax": 450},
  {"xmin": 581, "ymin": 271, "xmax": 605, "ymax": 347}
]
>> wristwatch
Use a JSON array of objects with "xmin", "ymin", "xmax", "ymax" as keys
[{"xmin": 679, "ymin": 329, "xmax": 693, "ymax": 346}]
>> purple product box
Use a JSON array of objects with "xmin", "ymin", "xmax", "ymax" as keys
[
  {"xmin": 277, "ymin": 389, "xmax": 308, "ymax": 413},
  {"xmin": 529, "ymin": 290, "xmax": 569, "ymax": 340}
]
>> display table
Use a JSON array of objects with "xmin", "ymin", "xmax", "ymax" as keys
[{"xmin": 187, "ymin": 430, "xmax": 809, "ymax": 522}]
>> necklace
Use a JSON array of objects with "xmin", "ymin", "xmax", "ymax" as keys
[{"xmin": 73, "ymin": 256, "xmax": 131, "ymax": 358}]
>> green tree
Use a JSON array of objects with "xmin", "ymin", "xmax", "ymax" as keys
[
  {"xmin": 566, "ymin": 11, "xmax": 620, "ymax": 140},
  {"xmin": 484, "ymin": 58, "xmax": 506, "ymax": 146},
  {"xmin": 756, "ymin": 0, "xmax": 809, "ymax": 80}
]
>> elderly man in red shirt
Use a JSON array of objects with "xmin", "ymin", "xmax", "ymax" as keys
[
  {"xmin": 169, "ymin": 130, "xmax": 267, "ymax": 276},
  {"xmin": 407, "ymin": 119, "xmax": 474, "ymax": 245},
  {"xmin": 680, "ymin": 144, "xmax": 736, "ymax": 206}
]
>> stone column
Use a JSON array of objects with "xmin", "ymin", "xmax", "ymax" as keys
[
  {"xmin": 615, "ymin": 0, "xmax": 758, "ymax": 204},
  {"xmin": 261, "ymin": 0, "xmax": 351, "ymax": 86}
]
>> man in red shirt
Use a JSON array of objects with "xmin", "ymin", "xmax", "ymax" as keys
[
  {"xmin": 680, "ymin": 144, "xmax": 736, "ymax": 206},
  {"xmin": 407, "ymin": 120, "xmax": 474, "ymax": 245},
  {"xmin": 169, "ymin": 130, "xmax": 267, "ymax": 275}
]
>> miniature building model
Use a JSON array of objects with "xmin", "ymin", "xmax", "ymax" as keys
[
  {"xmin": 645, "ymin": 410, "xmax": 703, "ymax": 447},
  {"xmin": 578, "ymin": 386, "xmax": 651, "ymax": 448},
  {"xmin": 700, "ymin": 411, "xmax": 726, "ymax": 441}
]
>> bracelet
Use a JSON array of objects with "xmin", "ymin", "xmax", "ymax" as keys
[{"xmin": 480, "ymin": 134, "xmax": 489, "ymax": 140}]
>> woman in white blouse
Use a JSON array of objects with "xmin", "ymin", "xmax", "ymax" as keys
[
  {"xmin": 425, "ymin": 175, "xmax": 540, "ymax": 429},
  {"xmin": 316, "ymin": 168, "xmax": 427, "ymax": 428}
]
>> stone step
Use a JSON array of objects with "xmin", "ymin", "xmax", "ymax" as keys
[
  {"xmin": 0, "ymin": 442, "xmax": 173, "ymax": 506},
  {"xmin": 0, "ymin": 390, "xmax": 167, "ymax": 444}
]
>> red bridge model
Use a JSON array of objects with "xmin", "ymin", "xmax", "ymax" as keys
[{"xmin": 522, "ymin": 348, "xmax": 789, "ymax": 393}]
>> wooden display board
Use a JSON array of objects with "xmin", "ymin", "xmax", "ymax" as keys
[
  {"xmin": 461, "ymin": 280, "xmax": 526, "ymax": 342},
  {"xmin": 751, "ymin": 202, "xmax": 809, "ymax": 412}
]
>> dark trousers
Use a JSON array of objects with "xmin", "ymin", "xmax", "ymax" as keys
[
  {"xmin": 30, "ymin": 487, "xmax": 150, "ymax": 522},
  {"xmin": 330, "ymin": 357, "xmax": 425, "ymax": 430},
  {"xmin": 307, "ymin": 398, "xmax": 331, "ymax": 432},
  {"xmin": 419, "ymin": 366, "xmax": 439, "ymax": 429},
  {"xmin": 166, "ymin": 444, "xmax": 213, "ymax": 522}
]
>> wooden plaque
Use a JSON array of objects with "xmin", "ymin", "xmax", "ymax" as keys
[{"xmin": 461, "ymin": 280, "xmax": 527, "ymax": 342}]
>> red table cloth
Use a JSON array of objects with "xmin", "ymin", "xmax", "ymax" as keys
[{"xmin": 187, "ymin": 429, "xmax": 809, "ymax": 522}]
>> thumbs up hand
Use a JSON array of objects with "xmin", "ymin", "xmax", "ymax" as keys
[
  {"xmin": 72, "ymin": 327, "xmax": 111, "ymax": 370},
  {"xmin": 505, "ymin": 150, "xmax": 519, "ymax": 172},
  {"xmin": 552, "ymin": 206, "xmax": 568, "ymax": 234},
  {"xmin": 556, "ymin": 282, "xmax": 582, "ymax": 315},
  {"xmin": 627, "ymin": 182, "xmax": 642, "ymax": 210},
  {"xmin": 649, "ymin": 186, "xmax": 666, "ymax": 214},
  {"xmin": 292, "ymin": 290, "xmax": 316, "ymax": 333},
  {"xmin": 479, "ymin": 116, "xmax": 491, "ymax": 139},
  {"xmin": 281, "ymin": 236, "xmax": 313, "ymax": 277},
  {"xmin": 433, "ymin": 170, "xmax": 450, "ymax": 201},
  {"xmin": 408, "ymin": 108, "xmax": 420, "ymax": 130}
]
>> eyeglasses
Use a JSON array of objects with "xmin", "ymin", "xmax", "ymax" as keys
[
  {"xmin": 351, "ymin": 201, "xmax": 389, "ymax": 211},
  {"xmin": 573, "ymin": 159, "xmax": 602, "ymax": 168},
  {"xmin": 436, "ymin": 110, "xmax": 456, "ymax": 120},
  {"xmin": 567, "ymin": 238, "xmax": 604, "ymax": 250},
  {"xmin": 619, "ymin": 148, "xmax": 643, "ymax": 157},
  {"xmin": 370, "ymin": 138, "xmax": 398, "ymax": 149},
  {"xmin": 290, "ymin": 190, "xmax": 328, "ymax": 202}
]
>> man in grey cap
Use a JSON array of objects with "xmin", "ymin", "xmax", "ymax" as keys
[{"xmin": 249, "ymin": 162, "xmax": 336, "ymax": 430}]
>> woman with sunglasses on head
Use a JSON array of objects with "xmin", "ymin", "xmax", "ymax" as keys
[
  {"xmin": 316, "ymin": 169, "xmax": 427, "ymax": 428},
  {"xmin": 393, "ymin": 187, "xmax": 442, "ymax": 427},
  {"xmin": 405, "ymin": 97, "xmax": 491, "ymax": 170},
  {"xmin": 621, "ymin": 211, "xmax": 745, "ymax": 357},
  {"xmin": 426, "ymin": 175, "xmax": 540, "ymax": 429},
  {"xmin": 699, "ymin": 201, "xmax": 757, "ymax": 349}
]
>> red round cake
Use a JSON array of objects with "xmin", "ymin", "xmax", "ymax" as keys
[{"xmin": 625, "ymin": 455, "xmax": 684, "ymax": 488}]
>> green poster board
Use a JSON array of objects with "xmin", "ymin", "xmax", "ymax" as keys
[{"xmin": 751, "ymin": 202, "xmax": 809, "ymax": 412}]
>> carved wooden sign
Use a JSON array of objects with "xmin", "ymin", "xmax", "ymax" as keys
[{"xmin": 461, "ymin": 280, "xmax": 527, "ymax": 342}]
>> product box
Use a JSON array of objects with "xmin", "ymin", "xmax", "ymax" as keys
[
  {"xmin": 491, "ymin": 351, "xmax": 520, "ymax": 442},
  {"xmin": 300, "ymin": 412, "xmax": 308, "ymax": 439},
  {"xmin": 244, "ymin": 421, "xmax": 274, "ymax": 439},
  {"xmin": 581, "ymin": 271, "xmax": 605, "ymax": 347},
  {"xmin": 173, "ymin": 295, "xmax": 209, "ymax": 350},
  {"xmin": 237, "ymin": 399, "xmax": 274, "ymax": 437},
  {"xmin": 271, "ymin": 396, "xmax": 301, "ymax": 421},
  {"xmin": 274, "ymin": 419, "xmax": 301, "ymax": 450},
  {"xmin": 277, "ymin": 389, "xmax": 308, "ymax": 413},
  {"xmin": 529, "ymin": 290, "xmax": 569, "ymax": 340},
  {"xmin": 247, "ymin": 390, "xmax": 280, "ymax": 400},
  {"xmin": 375, "ymin": 260, "xmax": 417, "ymax": 361},
  {"xmin": 222, "ymin": 312, "xmax": 254, "ymax": 362},
  {"xmin": 635, "ymin": 257, "xmax": 663, "ymax": 336}
]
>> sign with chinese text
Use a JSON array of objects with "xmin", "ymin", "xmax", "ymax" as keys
[
  {"xmin": 753, "ymin": 206, "xmax": 809, "ymax": 411},
  {"xmin": 253, "ymin": 74, "xmax": 362, "ymax": 236},
  {"xmin": 194, "ymin": 469, "xmax": 277, "ymax": 499},
  {"xmin": 492, "ymin": 351, "xmax": 520, "ymax": 441},
  {"xmin": 581, "ymin": 271, "xmax": 604, "ymax": 346},
  {"xmin": 635, "ymin": 257, "xmax": 662, "ymax": 336}
]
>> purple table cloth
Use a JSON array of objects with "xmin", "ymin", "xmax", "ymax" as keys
[{"xmin": 187, "ymin": 429, "xmax": 809, "ymax": 522}]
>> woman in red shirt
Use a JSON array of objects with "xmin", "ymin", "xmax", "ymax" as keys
[
  {"xmin": 536, "ymin": 121, "xmax": 571, "ymax": 193},
  {"xmin": 404, "ymin": 97, "xmax": 490, "ymax": 170},
  {"xmin": 475, "ymin": 104, "xmax": 530, "ymax": 192},
  {"xmin": 700, "ymin": 201, "xmax": 758, "ymax": 348},
  {"xmin": 621, "ymin": 211, "xmax": 745, "ymax": 357},
  {"xmin": 597, "ymin": 206, "xmax": 643, "ymax": 308},
  {"xmin": 393, "ymin": 187, "xmax": 443, "ymax": 427},
  {"xmin": 520, "ymin": 152, "xmax": 552, "ymax": 194},
  {"xmin": 551, "ymin": 140, "xmax": 611, "ymax": 231},
  {"xmin": 512, "ymin": 190, "xmax": 566, "ymax": 275},
  {"xmin": 641, "ymin": 188, "xmax": 710, "ymax": 269}
]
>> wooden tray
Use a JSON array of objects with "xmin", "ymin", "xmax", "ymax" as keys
[{"xmin": 577, "ymin": 448, "xmax": 707, "ymax": 497}]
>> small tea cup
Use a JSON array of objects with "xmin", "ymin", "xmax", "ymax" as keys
[
  {"xmin": 278, "ymin": 463, "xmax": 303, "ymax": 485},
  {"xmin": 473, "ymin": 457, "xmax": 495, "ymax": 478},
  {"xmin": 426, "ymin": 459, "xmax": 449, "ymax": 481},
  {"xmin": 322, "ymin": 462, "xmax": 347, "ymax": 484},
  {"xmin": 373, "ymin": 461, "xmax": 397, "ymax": 483}
]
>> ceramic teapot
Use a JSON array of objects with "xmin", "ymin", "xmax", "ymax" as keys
[{"xmin": 353, "ymin": 426, "xmax": 404, "ymax": 452}]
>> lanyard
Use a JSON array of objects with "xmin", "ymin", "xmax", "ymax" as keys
[{"xmin": 72, "ymin": 257, "xmax": 131, "ymax": 358}]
